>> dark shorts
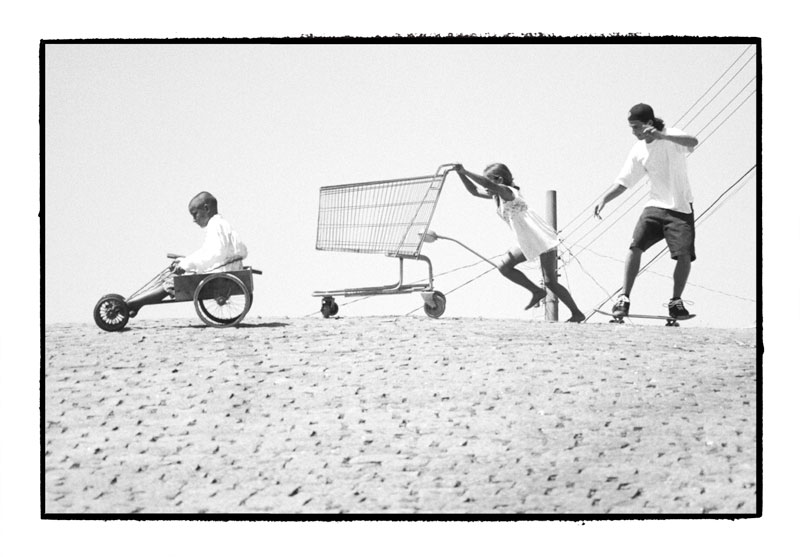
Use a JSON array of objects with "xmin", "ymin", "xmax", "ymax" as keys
[{"xmin": 630, "ymin": 206, "xmax": 696, "ymax": 261}]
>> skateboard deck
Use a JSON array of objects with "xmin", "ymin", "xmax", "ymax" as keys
[{"xmin": 594, "ymin": 308, "xmax": 696, "ymax": 327}]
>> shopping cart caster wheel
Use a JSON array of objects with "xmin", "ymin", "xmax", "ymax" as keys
[
  {"xmin": 321, "ymin": 297, "xmax": 338, "ymax": 318},
  {"xmin": 93, "ymin": 294, "xmax": 130, "ymax": 332},
  {"xmin": 422, "ymin": 291, "xmax": 446, "ymax": 319}
]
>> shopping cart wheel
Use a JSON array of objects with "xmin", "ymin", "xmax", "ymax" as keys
[
  {"xmin": 320, "ymin": 296, "xmax": 338, "ymax": 318},
  {"xmin": 422, "ymin": 291, "xmax": 446, "ymax": 319}
]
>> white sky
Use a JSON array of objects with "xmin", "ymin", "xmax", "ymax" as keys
[
  {"xmin": 44, "ymin": 42, "xmax": 756, "ymax": 327},
  {"xmin": 4, "ymin": 1, "xmax": 798, "ymax": 553}
]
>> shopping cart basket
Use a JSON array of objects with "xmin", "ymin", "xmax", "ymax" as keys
[{"xmin": 313, "ymin": 163, "xmax": 456, "ymax": 318}]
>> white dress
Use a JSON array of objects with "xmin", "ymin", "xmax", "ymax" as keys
[{"xmin": 496, "ymin": 188, "xmax": 559, "ymax": 260}]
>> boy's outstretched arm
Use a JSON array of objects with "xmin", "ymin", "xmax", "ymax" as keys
[
  {"xmin": 594, "ymin": 183, "xmax": 627, "ymax": 219},
  {"xmin": 645, "ymin": 127, "xmax": 698, "ymax": 148}
]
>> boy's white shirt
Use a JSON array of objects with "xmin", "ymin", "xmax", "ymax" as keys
[
  {"xmin": 180, "ymin": 214, "xmax": 248, "ymax": 272},
  {"xmin": 614, "ymin": 127, "xmax": 695, "ymax": 214}
]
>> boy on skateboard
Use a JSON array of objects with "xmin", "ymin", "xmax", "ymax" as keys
[{"xmin": 594, "ymin": 103, "xmax": 699, "ymax": 319}]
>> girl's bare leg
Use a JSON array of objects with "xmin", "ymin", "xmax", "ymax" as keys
[
  {"xmin": 498, "ymin": 249, "xmax": 547, "ymax": 310},
  {"xmin": 539, "ymin": 249, "xmax": 585, "ymax": 322}
]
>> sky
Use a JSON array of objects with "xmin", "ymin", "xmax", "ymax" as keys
[
  {"xmin": 44, "ymin": 41, "xmax": 758, "ymax": 327},
  {"xmin": 6, "ymin": 2, "xmax": 799, "ymax": 551}
]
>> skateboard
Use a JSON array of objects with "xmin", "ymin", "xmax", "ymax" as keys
[{"xmin": 594, "ymin": 308, "xmax": 696, "ymax": 327}]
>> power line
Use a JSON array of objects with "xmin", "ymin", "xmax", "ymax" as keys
[
  {"xmin": 560, "ymin": 186, "xmax": 650, "ymax": 266},
  {"xmin": 584, "ymin": 164, "xmax": 757, "ymax": 322},
  {"xmin": 560, "ymin": 70, "xmax": 756, "ymax": 266},
  {"xmin": 427, "ymin": 161, "xmax": 757, "ymax": 321},
  {"xmin": 694, "ymin": 77, "xmax": 756, "ymax": 137},
  {"xmin": 682, "ymin": 53, "xmax": 756, "ymax": 130},
  {"xmin": 558, "ymin": 45, "xmax": 755, "ymax": 238},
  {"xmin": 696, "ymin": 90, "xmax": 757, "ymax": 149},
  {"xmin": 673, "ymin": 44, "xmax": 753, "ymax": 125},
  {"xmin": 696, "ymin": 164, "xmax": 757, "ymax": 222},
  {"xmin": 314, "ymin": 46, "xmax": 759, "ymax": 320}
]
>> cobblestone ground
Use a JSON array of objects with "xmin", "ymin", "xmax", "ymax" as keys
[{"xmin": 44, "ymin": 316, "xmax": 758, "ymax": 514}]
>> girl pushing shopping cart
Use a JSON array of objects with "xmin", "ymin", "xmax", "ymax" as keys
[{"xmin": 313, "ymin": 162, "xmax": 583, "ymax": 321}]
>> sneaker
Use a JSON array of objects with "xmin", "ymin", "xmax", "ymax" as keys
[
  {"xmin": 612, "ymin": 295, "xmax": 630, "ymax": 317},
  {"xmin": 668, "ymin": 297, "xmax": 690, "ymax": 319}
]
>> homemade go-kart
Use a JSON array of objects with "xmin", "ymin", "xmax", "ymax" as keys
[{"xmin": 93, "ymin": 254, "xmax": 261, "ymax": 332}]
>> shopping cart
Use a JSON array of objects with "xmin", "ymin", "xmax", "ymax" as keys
[{"xmin": 313, "ymin": 163, "xmax": 456, "ymax": 318}]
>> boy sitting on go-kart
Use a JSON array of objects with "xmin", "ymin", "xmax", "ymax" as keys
[{"xmin": 126, "ymin": 192, "xmax": 248, "ymax": 313}]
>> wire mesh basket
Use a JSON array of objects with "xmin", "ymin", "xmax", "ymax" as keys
[{"xmin": 313, "ymin": 163, "xmax": 456, "ymax": 318}]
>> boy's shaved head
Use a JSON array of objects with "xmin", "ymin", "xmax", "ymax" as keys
[
  {"xmin": 188, "ymin": 192, "xmax": 218, "ymax": 228},
  {"xmin": 190, "ymin": 191, "xmax": 218, "ymax": 212}
]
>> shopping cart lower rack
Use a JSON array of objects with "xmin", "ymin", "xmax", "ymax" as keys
[{"xmin": 313, "ymin": 164, "xmax": 456, "ymax": 318}]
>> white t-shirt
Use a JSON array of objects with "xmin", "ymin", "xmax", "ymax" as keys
[
  {"xmin": 614, "ymin": 127, "xmax": 695, "ymax": 214},
  {"xmin": 180, "ymin": 214, "xmax": 248, "ymax": 273}
]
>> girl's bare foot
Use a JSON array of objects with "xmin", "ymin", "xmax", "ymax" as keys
[{"xmin": 525, "ymin": 289, "xmax": 547, "ymax": 310}]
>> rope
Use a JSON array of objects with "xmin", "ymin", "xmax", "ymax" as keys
[
  {"xmin": 570, "ymin": 241, "xmax": 756, "ymax": 304},
  {"xmin": 560, "ymin": 243, "xmax": 614, "ymax": 299},
  {"xmin": 321, "ymin": 160, "xmax": 754, "ymax": 321},
  {"xmin": 405, "ymin": 265, "xmax": 497, "ymax": 316},
  {"xmin": 305, "ymin": 251, "xmax": 507, "ymax": 317},
  {"xmin": 309, "ymin": 46, "xmax": 758, "ymax": 320},
  {"xmin": 583, "ymin": 164, "xmax": 757, "ymax": 322},
  {"xmin": 434, "ymin": 252, "xmax": 505, "ymax": 278}
]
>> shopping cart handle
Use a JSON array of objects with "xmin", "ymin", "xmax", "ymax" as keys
[
  {"xmin": 166, "ymin": 253, "xmax": 184, "ymax": 259},
  {"xmin": 436, "ymin": 163, "xmax": 461, "ymax": 175},
  {"xmin": 419, "ymin": 231, "xmax": 439, "ymax": 243}
]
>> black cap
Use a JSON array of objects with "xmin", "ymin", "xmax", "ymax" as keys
[{"xmin": 628, "ymin": 103, "xmax": 655, "ymax": 123}]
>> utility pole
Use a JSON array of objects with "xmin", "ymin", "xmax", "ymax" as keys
[{"xmin": 544, "ymin": 190, "xmax": 558, "ymax": 322}]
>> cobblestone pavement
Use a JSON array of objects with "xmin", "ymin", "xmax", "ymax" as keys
[{"xmin": 44, "ymin": 316, "xmax": 758, "ymax": 514}]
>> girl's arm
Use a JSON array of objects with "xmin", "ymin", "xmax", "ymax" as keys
[
  {"xmin": 455, "ymin": 166, "xmax": 514, "ymax": 200},
  {"xmin": 456, "ymin": 171, "xmax": 493, "ymax": 199}
]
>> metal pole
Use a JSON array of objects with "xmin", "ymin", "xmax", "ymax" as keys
[{"xmin": 544, "ymin": 190, "xmax": 558, "ymax": 322}]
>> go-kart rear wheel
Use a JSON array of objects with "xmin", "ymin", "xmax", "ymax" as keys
[
  {"xmin": 193, "ymin": 273, "xmax": 252, "ymax": 327},
  {"xmin": 423, "ymin": 291, "xmax": 446, "ymax": 319},
  {"xmin": 93, "ymin": 294, "xmax": 130, "ymax": 332}
]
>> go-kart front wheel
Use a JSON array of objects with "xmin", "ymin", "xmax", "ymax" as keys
[
  {"xmin": 193, "ymin": 273, "xmax": 252, "ymax": 327},
  {"xmin": 93, "ymin": 294, "xmax": 130, "ymax": 332}
]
